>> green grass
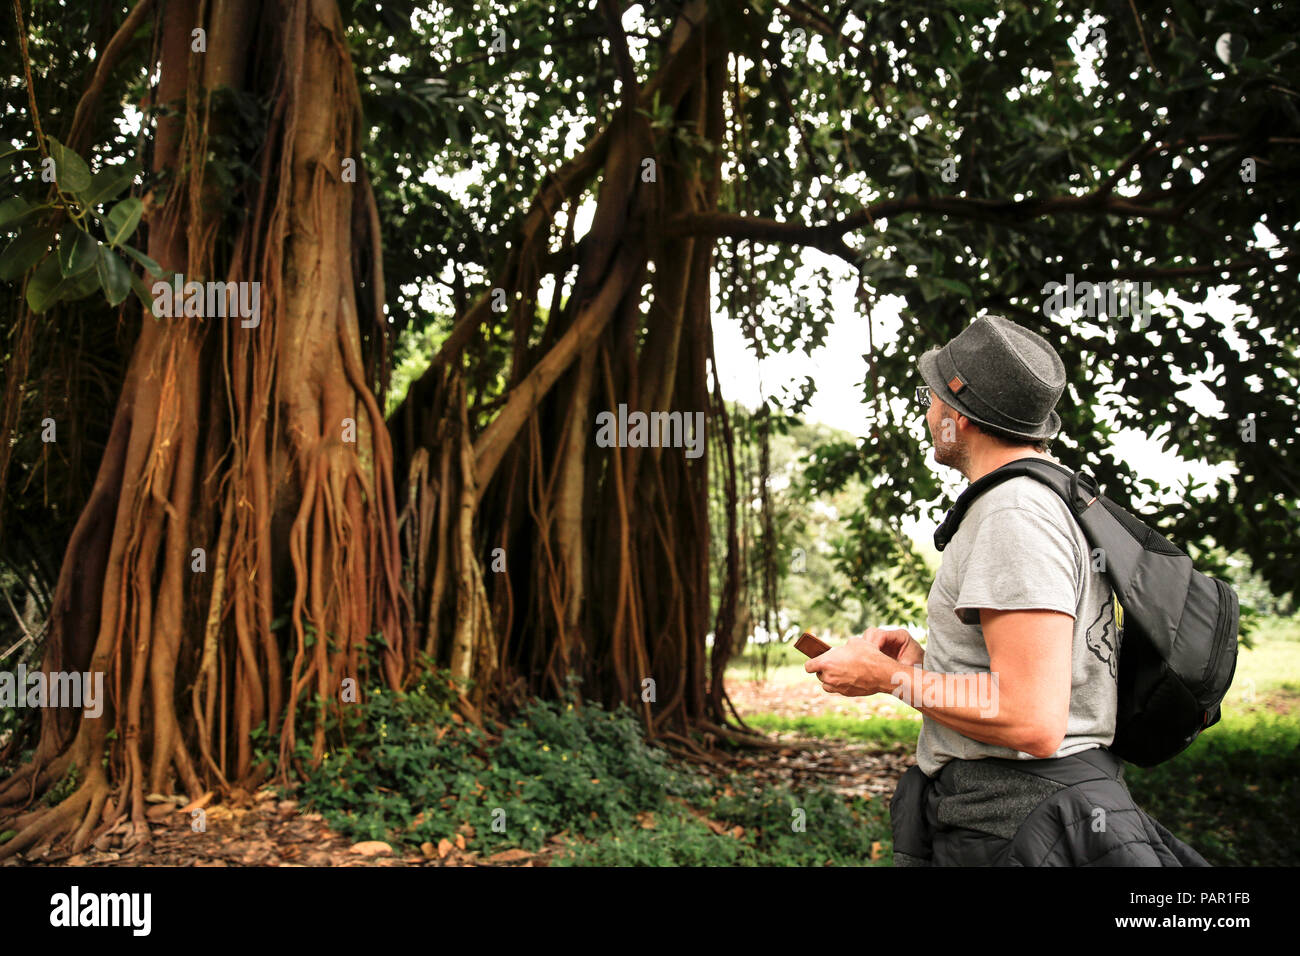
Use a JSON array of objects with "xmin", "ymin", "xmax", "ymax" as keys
[
  {"xmin": 1244, "ymin": 614, "xmax": 1300, "ymax": 644},
  {"xmin": 1124, "ymin": 704, "xmax": 1300, "ymax": 866},
  {"xmin": 1228, "ymin": 629, "xmax": 1300, "ymax": 701},
  {"xmin": 743, "ymin": 711, "xmax": 921, "ymax": 749}
]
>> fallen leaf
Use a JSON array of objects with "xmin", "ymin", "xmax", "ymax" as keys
[
  {"xmin": 486, "ymin": 848, "xmax": 533, "ymax": 864},
  {"xmin": 348, "ymin": 840, "xmax": 393, "ymax": 857},
  {"xmin": 455, "ymin": 833, "xmax": 466, "ymax": 850},
  {"xmin": 437, "ymin": 838, "xmax": 454, "ymax": 859},
  {"xmin": 870, "ymin": 841, "xmax": 883, "ymax": 861},
  {"xmin": 420, "ymin": 842, "xmax": 436, "ymax": 859},
  {"xmin": 180, "ymin": 791, "xmax": 214, "ymax": 814}
]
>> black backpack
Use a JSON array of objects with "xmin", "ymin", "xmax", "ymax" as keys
[{"xmin": 933, "ymin": 458, "xmax": 1240, "ymax": 767}]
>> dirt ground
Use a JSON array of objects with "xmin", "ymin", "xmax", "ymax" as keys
[{"xmin": 5, "ymin": 672, "xmax": 913, "ymax": 868}]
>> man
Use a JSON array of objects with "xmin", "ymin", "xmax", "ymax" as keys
[{"xmin": 805, "ymin": 315, "xmax": 1207, "ymax": 866}]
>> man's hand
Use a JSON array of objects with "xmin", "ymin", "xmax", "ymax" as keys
[
  {"xmin": 804, "ymin": 635, "xmax": 910, "ymax": 697},
  {"xmin": 861, "ymin": 627, "xmax": 925, "ymax": 668}
]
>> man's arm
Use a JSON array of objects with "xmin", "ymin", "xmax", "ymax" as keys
[
  {"xmin": 807, "ymin": 608, "xmax": 1073, "ymax": 757},
  {"xmin": 893, "ymin": 608, "xmax": 1072, "ymax": 757}
]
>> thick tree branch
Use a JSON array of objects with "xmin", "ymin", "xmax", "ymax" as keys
[
  {"xmin": 391, "ymin": 3, "xmax": 713, "ymax": 425},
  {"xmin": 472, "ymin": 245, "xmax": 642, "ymax": 496},
  {"xmin": 1082, "ymin": 252, "xmax": 1296, "ymax": 282},
  {"xmin": 67, "ymin": 0, "xmax": 157, "ymax": 154},
  {"xmin": 661, "ymin": 184, "xmax": 1220, "ymax": 254}
]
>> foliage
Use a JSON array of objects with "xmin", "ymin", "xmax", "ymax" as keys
[
  {"xmin": 294, "ymin": 671, "xmax": 690, "ymax": 851},
  {"xmin": 40, "ymin": 761, "xmax": 79, "ymax": 808},
  {"xmin": 5, "ymin": 0, "xmax": 1296, "ymax": 658},
  {"xmin": 719, "ymin": 0, "xmax": 1299, "ymax": 601},
  {"xmin": 554, "ymin": 780, "xmax": 891, "ymax": 866},
  {"xmin": 0, "ymin": 1, "xmax": 152, "ymax": 649},
  {"xmin": 0, "ymin": 137, "xmax": 157, "ymax": 314},
  {"xmin": 291, "ymin": 665, "xmax": 891, "ymax": 864},
  {"xmin": 1125, "ymin": 705, "xmax": 1300, "ymax": 866}
]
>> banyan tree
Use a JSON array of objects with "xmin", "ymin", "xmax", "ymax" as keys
[{"xmin": 1, "ymin": 0, "xmax": 1295, "ymax": 856}]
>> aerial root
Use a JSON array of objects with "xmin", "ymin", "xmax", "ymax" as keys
[
  {"xmin": 0, "ymin": 772, "xmax": 111, "ymax": 861},
  {"xmin": 0, "ymin": 750, "xmax": 71, "ymax": 808}
]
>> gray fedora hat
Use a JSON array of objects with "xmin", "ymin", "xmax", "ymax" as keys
[{"xmin": 918, "ymin": 315, "xmax": 1065, "ymax": 441}]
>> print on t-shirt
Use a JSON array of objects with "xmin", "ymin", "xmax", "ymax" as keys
[{"xmin": 1084, "ymin": 597, "xmax": 1119, "ymax": 678}]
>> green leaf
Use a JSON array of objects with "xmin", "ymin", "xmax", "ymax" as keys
[
  {"xmin": 96, "ymin": 245, "xmax": 132, "ymax": 306},
  {"xmin": 103, "ymin": 198, "xmax": 143, "ymax": 246},
  {"xmin": 68, "ymin": 265, "xmax": 102, "ymax": 298},
  {"xmin": 121, "ymin": 243, "xmax": 164, "ymax": 277},
  {"xmin": 0, "ymin": 199, "xmax": 54, "ymax": 231},
  {"xmin": 80, "ymin": 163, "xmax": 138, "ymax": 209},
  {"xmin": 46, "ymin": 136, "xmax": 92, "ymax": 193},
  {"xmin": 130, "ymin": 272, "xmax": 159, "ymax": 315},
  {"xmin": 0, "ymin": 197, "xmax": 30, "ymax": 229},
  {"xmin": 26, "ymin": 255, "xmax": 64, "ymax": 312},
  {"xmin": 27, "ymin": 248, "xmax": 100, "ymax": 312},
  {"xmin": 0, "ymin": 224, "xmax": 57, "ymax": 280},
  {"xmin": 927, "ymin": 276, "xmax": 973, "ymax": 298},
  {"xmin": 58, "ymin": 228, "xmax": 99, "ymax": 277}
]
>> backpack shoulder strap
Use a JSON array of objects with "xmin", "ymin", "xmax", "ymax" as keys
[{"xmin": 933, "ymin": 457, "xmax": 1100, "ymax": 551}]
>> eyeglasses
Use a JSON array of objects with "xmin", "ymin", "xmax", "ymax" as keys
[{"xmin": 915, "ymin": 385, "xmax": 932, "ymax": 408}]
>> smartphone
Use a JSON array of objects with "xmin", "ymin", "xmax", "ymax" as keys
[{"xmin": 794, "ymin": 631, "xmax": 831, "ymax": 658}]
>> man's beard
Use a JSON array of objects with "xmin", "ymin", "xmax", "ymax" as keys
[{"xmin": 933, "ymin": 420, "xmax": 970, "ymax": 471}]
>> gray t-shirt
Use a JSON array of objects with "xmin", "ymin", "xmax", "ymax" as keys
[{"xmin": 915, "ymin": 472, "xmax": 1120, "ymax": 777}]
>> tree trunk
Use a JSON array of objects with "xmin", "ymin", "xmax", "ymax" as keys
[
  {"xmin": 0, "ymin": 0, "xmax": 405, "ymax": 858},
  {"xmin": 392, "ymin": 1, "xmax": 741, "ymax": 747}
]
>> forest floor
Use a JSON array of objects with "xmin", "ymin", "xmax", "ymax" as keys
[{"xmin": 5, "ymin": 670, "xmax": 912, "ymax": 868}]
